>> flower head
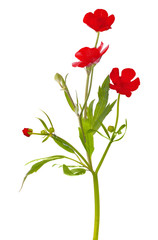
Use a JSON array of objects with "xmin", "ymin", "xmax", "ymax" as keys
[
  {"xmin": 72, "ymin": 42, "xmax": 109, "ymax": 68},
  {"xmin": 110, "ymin": 68, "xmax": 140, "ymax": 97},
  {"xmin": 83, "ymin": 9, "xmax": 115, "ymax": 32},
  {"xmin": 22, "ymin": 128, "xmax": 33, "ymax": 137}
]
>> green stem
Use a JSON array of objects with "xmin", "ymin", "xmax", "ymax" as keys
[
  {"xmin": 80, "ymin": 67, "xmax": 94, "ymax": 118},
  {"xmin": 95, "ymin": 94, "xmax": 120, "ymax": 174},
  {"xmin": 82, "ymin": 31, "xmax": 100, "ymax": 119},
  {"xmin": 94, "ymin": 32, "xmax": 100, "ymax": 48},
  {"xmin": 84, "ymin": 71, "xmax": 90, "ymax": 118},
  {"xmin": 92, "ymin": 172, "xmax": 100, "ymax": 240}
]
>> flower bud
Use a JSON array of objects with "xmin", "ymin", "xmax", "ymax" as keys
[
  {"xmin": 108, "ymin": 126, "xmax": 115, "ymax": 133},
  {"xmin": 22, "ymin": 128, "xmax": 33, "ymax": 137},
  {"xmin": 41, "ymin": 130, "xmax": 47, "ymax": 135},
  {"xmin": 49, "ymin": 127, "xmax": 55, "ymax": 133},
  {"xmin": 54, "ymin": 73, "xmax": 65, "ymax": 88}
]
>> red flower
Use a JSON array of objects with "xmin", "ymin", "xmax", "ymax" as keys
[
  {"xmin": 72, "ymin": 42, "xmax": 109, "ymax": 68},
  {"xmin": 22, "ymin": 128, "xmax": 33, "ymax": 137},
  {"xmin": 83, "ymin": 9, "xmax": 115, "ymax": 32},
  {"xmin": 110, "ymin": 68, "xmax": 140, "ymax": 97}
]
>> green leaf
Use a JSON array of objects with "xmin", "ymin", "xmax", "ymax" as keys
[
  {"xmin": 62, "ymin": 164, "xmax": 86, "ymax": 176},
  {"xmin": 42, "ymin": 135, "xmax": 50, "ymax": 143},
  {"xmin": 87, "ymin": 129, "xmax": 109, "ymax": 140},
  {"xmin": 117, "ymin": 124, "xmax": 126, "ymax": 134},
  {"xmin": 93, "ymin": 76, "xmax": 109, "ymax": 123},
  {"xmin": 92, "ymin": 76, "xmax": 116, "ymax": 132},
  {"xmin": 101, "ymin": 123, "xmax": 110, "ymax": 139},
  {"xmin": 41, "ymin": 110, "xmax": 54, "ymax": 128},
  {"xmin": 20, "ymin": 155, "xmax": 66, "ymax": 191},
  {"xmin": 37, "ymin": 118, "xmax": 49, "ymax": 131},
  {"xmin": 93, "ymin": 100, "xmax": 116, "ymax": 131},
  {"xmin": 79, "ymin": 117, "xmax": 94, "ymax": 157},
  {"xmin": 51, "ymin": 135, "xmax": 75, "ymax": 153},
  {"xmin": 64, "ymin": 91, "xmax": 75, "ymax": 112},
  {"xmin": 87, "ymin": 100, "xmax": 95, "ymax": 127},
  {"xmin": 25, "ymin": 155, "xmax": 78, "ymax": 165},
  {"xmin": 114, "ymin": 119, "xmax": 127, "ymax": 142}
]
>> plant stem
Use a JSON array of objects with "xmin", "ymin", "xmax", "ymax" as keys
[
  {"xmin": 92, "ymin": 172, "xmax": 100, "ymax": 240},
  {"xmin": 84, "ymin": 71, "xmax": 90, "ymax": 118},
  {"xmin": 95, "ymin": 94, "xmax": 121, "ymax": 174},
  {"xmin": 94, "ymin": 32, "xmax": 100, "ymax": 48}
]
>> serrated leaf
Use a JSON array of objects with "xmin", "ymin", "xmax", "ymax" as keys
[
  {"xmin": 51, "ymin": 135, "xmax": 75, "ymax": 153},
  {"xmin": 62, "ymin": 164, "xmax": 86, "ymax": 176},
  {"xmin": 37, "ymin": 118, "xmax": 49, "ymax": 131}
]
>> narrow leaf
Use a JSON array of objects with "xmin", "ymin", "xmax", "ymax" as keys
[
  {"xmin": 41, "ymin": 110, "xmax": 54, "ymax": 128},
  {"xmin": 101, "ymin": 123, "xmax": 110, "ymax": 139},
  {"xmin": 87, "ymin": 129, "xmax": 109, "ymax": 139},
  {"xmin": 93, "ymin": 76, "xmax": 110, "ymax": 124},
  {"xmin": 51, "ymin": 135, "xmax": 75, "ymax": 153},
  {"xmin": 114, "ymin": 119, "xmax": 127, "ymax": 142},
  {"xmin": 37, "ymin": 118, "xmax": 49, "ymax": 131},
  {"xmin": 62, "ymin": 164, "xmax": 86, "ymax": 176},
  {"xmin": 78, "ymin": 117, "xmax": 94, "ymax": 157},
  {"xmin": 20, "ymin": 157, "xmax": 63, "ymax": 191},
  {"xmin": 93, "ymin": 100, "xmax": 116, "ymax": 131},
  {"xmin": 42, "ymin": 135, "xmax": 50, "ymax": 143},
  {"xmin": 25, "ymin": 155, "xmax": 67, "ymax": 165},
  {"xmin": 64, "ymin": 91, "xmax": 75, "ymax": 112}
]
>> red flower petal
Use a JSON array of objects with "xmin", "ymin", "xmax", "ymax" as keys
[
  {"xmin": 129, "ymin": 77, "xmax": 140, "ymax": 91},
  {"xmin": 83, "ymin": 9, "xmax": 115, "ymax": 32},
  {"xmin": 83, "ymin": 12, "xmax": 96, "ymax": 31},
  {"xmin": 100, "ymin": 44, "xmax": 109, "ymax": 56},
  {"xmin": 121, "ymin": 68, "xmax": 136, "ymax": 82},
  {"xmin": 110, "ymin": 68, "xmax": 120, "ymax": 84},
  {"xmin": 110, "ymin": 83, "xmax": 117, "ymax": 90},
  {"xmin": 94, "ymin": 9, "xmax": 108, "ymax": 18},
  {"xmin": 106, "ymin": 15, "xmax": 115, "ymax": 29}
]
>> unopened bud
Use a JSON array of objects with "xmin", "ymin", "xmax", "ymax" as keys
[
  {"xmin": 22, "ymin": 128, "xmax": 33, "ymax": 137},
  {"xmin": 108, "ymin": 126, "xmax": 115, "ymax": 133},
  {"xmin": 41, "ymin": 130, "xmax": 47, "ymax": 135},
  {"xmin": 54, "ymin": 73, "xmax": 65, "ymax": 88},
  {"xmin": 49, "ymin": 127, "xmax": 54, "ymax": 133}
]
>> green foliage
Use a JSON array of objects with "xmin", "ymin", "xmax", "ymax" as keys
[
  {"xmin": 114, "ymin": 119, "xmax": 127, "ymax": 142},
  {"xmin": 92, "ymin": 76, "xmax": 116, "ymax": 131},
  {"xmin": 37, "ymin": 118, "xmax": 49, "ymax": 131},
  {"xmin": 51, "ymin": 135, "xmax": 75, "ymax": 153},
  {"xmin": 78, "ymin": 76, "xmax": 117, "ymax": 156},
  {"xmin": 64, "ymin": 91, "xmax": 75, "ymax": 112},
  {"xmin": 62, "ymin": 164, "xmax": 86, "ymax": 176},
  {"xmin": 20, "ymin": 155, "xmax": 67, "ymax": 191},
  {"xmin": 79, "ymin": 117, "xmax": 94, "ymax": 157},
  {"xmin": 42, "ymin": 135, "xmax": 50, "ymax": 143},
  {"xmin": 41, "ymin": 110, "xmax": 54, "ymax": 129}
]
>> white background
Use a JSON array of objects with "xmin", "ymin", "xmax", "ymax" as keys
[{"xmin": 0, "ymin": 0, "xmax": 158, "ymax": 239}]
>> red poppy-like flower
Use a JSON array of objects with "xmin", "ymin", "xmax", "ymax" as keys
[
  {"xmin": 110, "ymin": 68, "xmax": 140, "ymax": 97},
  {"xmin": 22, "ymin": 128, "xmax": 33, "ymax": 137},
  {"xmin": 83, "ymin": 9, "xmax": 115, "ymax": 32},
  {"xmin": 72, "ymin": 42, "xmax": 109, "ymax": 68}
]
